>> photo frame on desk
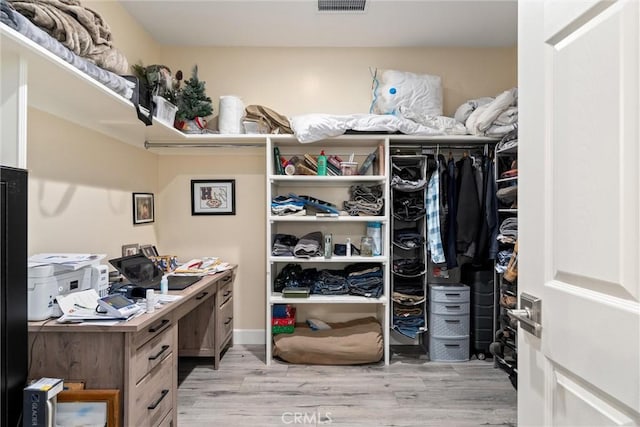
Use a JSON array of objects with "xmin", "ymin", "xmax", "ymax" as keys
[
  {"xmin": 121, "ymin": 243, "xmax": 139, "ymax": 257},
  {"xmin": 133, "ymin": 192, "xmax": 154, "ymax": 224},
  {"xmin": 191, "ymin": 179, "xmax": 236, "ymax": 215},
  {"xmin": 139, "ymin": 244, "xmax": 157, "ymax": 258},
  {"xmin": 56, "ymin": 389, "xmax": 120, "ymax": 427}
]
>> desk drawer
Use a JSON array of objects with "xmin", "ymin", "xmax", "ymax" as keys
[
  {"xmin": 132, "ymin": 353, "xmax": 173, "ymax": 427},
  {"xmin": 133, "ymin": 324, "xmax": 176, "ymax": 384},
  {"xmin": 173, "ymin": 286, "xmax": 215, "ymax": 321},
  {"xmin": 133, "ymin": 315, "xmax": 174, "ymax": 349},
  {"xmin": 217, "ymin": 296, "xmax": 233, "ymax": 344},
  {"xmin": 218, "ymin": 275, "xmax": 233, "ymax": 307},
  {"xmin": 158, "ymin": 410, "xmax": 173, "ymax": 427}
]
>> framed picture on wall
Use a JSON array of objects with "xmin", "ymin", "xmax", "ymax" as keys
[
  {"xmin": 191, "ymin": 180, "xmax": 236, "ymax": 215},
  {"xmin": 133, "ymin": 193, "xmax": 154, "ymax": 224}
]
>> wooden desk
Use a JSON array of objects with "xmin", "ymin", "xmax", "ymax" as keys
[{"xmin": 28, "ymin": 267, "xmax": 236, "ymax": 427}]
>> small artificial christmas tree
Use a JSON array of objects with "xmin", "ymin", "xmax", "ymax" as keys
[{"xmin": 175, "ymin": 65, "xmax": 213, "ymax": 121}]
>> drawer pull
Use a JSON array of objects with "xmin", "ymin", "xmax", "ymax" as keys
[
  {"xmin": 224, "ymin": 317, "xmax": 233, "ymax": 325},
  {"xmin": 445, "ymin": 293, "xmax": 461, "ymax": 297},
  {"xmin": 196, "ymin": 292, "xmax": 209, "ymax": 300},
  {"xmin": 444, "ymin": 319, "xmax": 460, "ymax": 324},
  {"xmin": 148, "ymin": 345, "xmax": 170, "ymax": 361},
  {"xmin": 223, "ymin": 290, "xmax": 232, "ymax": 297},
  {"xmin": 147, "ymin": 389, "xmax": 169, "ymax": 410},
  {"xmin": 444, "ymin": 344, "xmax": 460, "ymax": 348},
  {"xmin": 148, "ymin": 319, "xmax": 169, "ymax": 333},
  {"xmin": 445, "ymin": 305, "xmax": 461, "ymax": 310},
  {"xmin": 221, "ymin": 276, "xmax": 231, "ymax": 284}
]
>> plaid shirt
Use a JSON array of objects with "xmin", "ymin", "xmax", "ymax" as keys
[{"xmin": 426, "ymin": 171, "xmax": 446, "ymax": 263}]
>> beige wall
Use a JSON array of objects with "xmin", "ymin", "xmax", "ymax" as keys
[
  {"xmin": 156, "ymin": 153, "xmax": 266, "ymax": 330},
  {"xmin": 23, "ymin": 6, "xmax": 516, "ymax": 334},
  {"xmin": 160, "ymin": 46, "xmax": 517, "ymax": 119},
  {"xmin": 27, "ymin": 109, "xmax": 158, "ymax": 258}
]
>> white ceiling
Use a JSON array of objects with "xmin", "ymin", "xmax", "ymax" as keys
[{"xmin": 120, "ymin": 0, "xmax": 518, "ymax": 48}]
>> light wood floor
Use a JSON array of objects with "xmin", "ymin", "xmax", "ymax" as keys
[{"xmin": 177, "ymin": 345, "xmax": 517, "ymax": 426}]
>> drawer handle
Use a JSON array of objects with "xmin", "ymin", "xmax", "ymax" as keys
[
  {"xmin": 196, "ymin": 291, "xmax": 209, "ymax": 300},
  {"xmin": 147, "ymin": 389, "xmax": 169, "ymax": 410},
  {"xmin": 148, "ymin": 319, "xmax": 169, "ymax": 333},
  {"xmin": 445, "ymin": 305, "xmax": 461, "ymax": 310},
  {"xmin": 224, "ymin": 317, "xmax": 233, "ymax": 326},
  {"xmin": 444, "ymin": 319, "xmax": 460, "ymax": 324},
  {"xmin": 444, "ymin": 344, "xmax": 460, "ymax": 348},
  {"xmin": 445, "ymin": 293, "xmax": 461, "ymax": 297},
  {"xmin": 223, "ymin": 290, "xmax": 232, "ymax": 297},
  {"xmin": 148, "ymin": 345, "xmax": 170, "ymax": 361},
  {"xmin": 221, "ymin": 276, "xmax": 231, "ymax": 283}
]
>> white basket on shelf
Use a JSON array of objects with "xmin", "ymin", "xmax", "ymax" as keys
[{"xmin": 152, "ymin": 95, "xmax": 178, "ymax": 126}]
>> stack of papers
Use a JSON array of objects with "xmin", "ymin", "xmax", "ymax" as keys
[
  {"xmin": 55, "ymin": 289, "xmax": 140, "ymax": 323},
  {"xmin": 29, "ymin": 253, "xmax": 105, "ymax": 270},
  {"xmin": 174, "ymin": 257, "xmax": 232, "ymax": 275}
]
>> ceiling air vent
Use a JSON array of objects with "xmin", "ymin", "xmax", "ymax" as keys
[{"xmin": 318, "ymin": 0, "xmax": 366, "ymax": 12}]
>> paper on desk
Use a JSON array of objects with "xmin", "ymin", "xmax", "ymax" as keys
[
  {"xmin": 28, "ymin": 253, "xmax": 106, "ymax": 270},
  {"xmin": 173, "ymin": 257, "xmax": 231, "ymax": 275},
  {"xmin": 56, "ymin": 289, "xmax": 126, "ymax": 322}
]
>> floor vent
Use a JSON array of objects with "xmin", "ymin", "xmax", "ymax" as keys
[{"xmin": 318, "ymin": 0, "xmax": 366, "ymax": 12}]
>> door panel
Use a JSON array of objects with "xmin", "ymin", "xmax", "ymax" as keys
[
  {"xmin": 519, "ymin": 0, "xmax": 640, "ymax": 424},
  {"xmin": 552, "ymin": 370, "xmax": 636, "ymax": 426}
]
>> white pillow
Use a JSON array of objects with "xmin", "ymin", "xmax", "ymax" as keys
[{"xmin": 370, "ymin": 69, "xmax": 443, "ymax": 118}]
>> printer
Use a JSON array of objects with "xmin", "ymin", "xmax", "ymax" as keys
[{"xmin": 27, "ymin": 254, "xmax": 108, "ymax": 321}]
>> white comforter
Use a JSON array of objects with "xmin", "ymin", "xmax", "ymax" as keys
[{"xmin": 290, "ymin": 113, "xmax": 464, "ymax": 143}]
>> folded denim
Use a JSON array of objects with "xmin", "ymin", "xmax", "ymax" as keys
[
  {"xmin": 393, "ymin": 314, "xmax": 425, "ymax": 339},
  {"xmin": 392, "ymin": 259, "xmax": 426, "ymax": 276},
  {"xmin": 348, "ymin": 280, "xmax": 383, "ymax": 298},
  {"xmin": 393, "ymin": 228, "xmax": 424, "ymax": 249},
  {"xmin": 390, "ymin": 174, "xmax": 427, "ymax": 191},
  {"xmin": 392, "ymin": 291, "xmax": 426, "ymax": 305},
  {"xmin": 344, "ymin": 184, "xmax": 384, "ymax": 216},
  {"xmin": 312, "ymin": 270, "xmax": 348, "ymax": 295}
]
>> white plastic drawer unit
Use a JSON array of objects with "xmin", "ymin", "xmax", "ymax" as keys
[{"xmin": 429, "ymin": 284, "xmax": 470, "ymax": 304}]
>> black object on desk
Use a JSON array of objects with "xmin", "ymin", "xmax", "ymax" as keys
[{"xmin": 109, "ymin": 254, "xmax": 202, "ymax": 291}]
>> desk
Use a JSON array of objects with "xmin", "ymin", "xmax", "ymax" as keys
[{"xmin": 28, "ymin": 267, "xmax": 236, "ymax": 427}]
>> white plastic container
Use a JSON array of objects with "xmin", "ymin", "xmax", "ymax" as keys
[{"xmin": 153, "ymin": 96, "xmax": 178, "ymax": 126}]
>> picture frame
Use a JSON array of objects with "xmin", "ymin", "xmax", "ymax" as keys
[
  {"xmin": 133, "ymin": 192, "xmax": 154, "ymax": 224},
  {"xmin": 191, "ymin": 179, "xmax": 236, "ymax": 215},
  {"xmin": 56, "ymin": 389, "xmax": 120, "ymax": 427},
  {"xmin": 121, "ymin": 243, "xmax": 139, "ymax": 257},
  {"xmin": 139, "ymin": 244, "xmax": 156, "ymax": 258}
]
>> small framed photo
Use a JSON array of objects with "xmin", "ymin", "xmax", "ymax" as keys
[
  {"xmin": 121, "ymin": 243, "xmax": 139, "ymax": 257},
  {"xmin": 139, "ymin": 244, "xmax": 156, "ymax": 258},
  {"xmin": 133, "ymin": 193, "xmax": 154, "ymax": 224},
  {"xmin": 191, "ymin": 179, "xmax": 236, "ymax": 216},
  {"xmin": 56, "ymin": 389, "xmax": 120, "ymax": 427}
]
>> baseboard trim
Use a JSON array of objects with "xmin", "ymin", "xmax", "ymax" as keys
[{"xmin": 233, "ymin": 329, "xmax": 265, "ymax": 345}]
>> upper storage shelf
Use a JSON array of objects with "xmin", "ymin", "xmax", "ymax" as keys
[{"xmin": 0, "ymin": 23, "xmax": 265, "ymax": 149}]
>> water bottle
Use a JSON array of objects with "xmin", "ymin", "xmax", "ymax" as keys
[{"xmin": 160, "ymin": 275, "xmax": 169, "ymax": 295}]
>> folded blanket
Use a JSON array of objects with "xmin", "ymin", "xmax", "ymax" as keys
[
  {"xmin": 3, "ymin": 4, "xmax": 133, "ymax": 99},
  {"xmin": 9, "ymin": 0, "xmax": 128, "ymax": 74}
]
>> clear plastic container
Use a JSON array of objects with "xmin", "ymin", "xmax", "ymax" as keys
[
  {"xmin": 361, "ymin": 237, "xmax": 373, "ymax": 257},
  {"xmin": 340, "ymin": 161, "xmax": 358, "ymax": 176}
]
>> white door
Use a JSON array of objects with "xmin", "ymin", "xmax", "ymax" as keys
[{"xmin": 519, "ymin": 0, "xmax": 640, "ymax": 425}]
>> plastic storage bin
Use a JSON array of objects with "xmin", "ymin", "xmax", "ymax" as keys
[
  {"xmin": 429, "ymin": 336, "xmax": 470, "ymax": 362},
  {"xmin": 153, "ymin": 96, "xmax": 178, "ymax": 126}
]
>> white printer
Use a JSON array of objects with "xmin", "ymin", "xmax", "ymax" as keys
[{"xmin": 27, "ymin": 254, "xmax": 108, "ymax": 321}]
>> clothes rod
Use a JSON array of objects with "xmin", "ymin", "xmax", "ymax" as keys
[{"xmin": 144, "ymin": 141, "xmax": 265, "ymax": 149}]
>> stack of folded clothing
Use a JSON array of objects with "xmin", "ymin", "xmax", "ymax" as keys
[
  {"xmin": 392, "ymin": 258, "xmax": 426, "ymax": 276},
  {"xmin": 271, "ymin": 195, "xmax": 306, "ymax": 216},
  {"xmin": 497, "ymin": 217, "xmax": 518, "ymax": 244},
  {"xmin": 390, "ymin": 165, "xmax": 427, "ymax": 191},
  {"xmin": 393, "ymin": 227, "xmax": 425, "ymax": 249},
  {"xmin": 312, "ymin": 270, "xmax": 348, "ymax": 295},
  {"xmin": 393, "ymin": 192, "xmax": 426, "ymax": 221},
  {"xmin": 293, "ymin": 231, "xmax": 323, "ymax": 258},
  {"xmin": 392, "ymin": 277, "xmax": 425, "ymax": 339},
  {"xmin": 272, "ymin": 234, "xmax": 299, "ymax": 256},
  {"xmin": 343, "ymin": 184, "xmax": 384, "ymax": 216},
  {"xmin": 345, "ymin": 264, "xmax": 383, "ymax": 298}
]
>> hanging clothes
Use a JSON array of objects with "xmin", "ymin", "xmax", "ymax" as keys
[
  {"xmin": 445, "ymin": 157, "xmax": 458, "ymax": 269},
  {"xmin": 456, "ymin": 155, "xmax": 480, "ymax": 254},
  {"xmin": 426, "ymin": 169, "xmax": 445, "ymax": 264}
]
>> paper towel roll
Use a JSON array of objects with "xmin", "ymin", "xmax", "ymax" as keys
[{"xmin": 218, "ymin": 95, "xmax": 245, "ymax": 134}]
